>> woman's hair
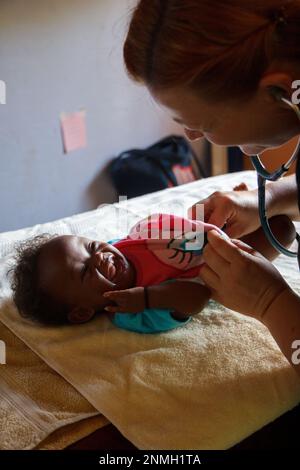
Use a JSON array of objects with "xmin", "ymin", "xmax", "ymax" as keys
[
  {"xmin": 9, "ymin": 234, "xmax": 70, "ymax": 326},
  {"xmin": 124, "ymin": 0, "xmax": 300, "ymax": 102}
]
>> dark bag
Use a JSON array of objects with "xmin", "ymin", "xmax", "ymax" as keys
[{"xmin": 110, "ymin": 135, "xmax": 205, "ymax": 199}]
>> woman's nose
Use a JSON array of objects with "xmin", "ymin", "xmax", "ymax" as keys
[{"xmin": 184, "ymin": 128, "xmax": 204, "ymax": 141}]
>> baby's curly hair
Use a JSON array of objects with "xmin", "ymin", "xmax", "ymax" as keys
[{"xmin": 10, "ymin": 234, "xmax": 70, "ymax": 325}]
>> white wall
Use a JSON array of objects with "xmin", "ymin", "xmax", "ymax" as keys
[{"xmin": 0, "ymin": 0, "xmax": 190, "ymax": 232}]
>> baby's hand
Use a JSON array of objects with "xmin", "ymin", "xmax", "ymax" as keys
[{"xmin": 103, "ymin": 287, "xmax": 145, "ymax": 313}]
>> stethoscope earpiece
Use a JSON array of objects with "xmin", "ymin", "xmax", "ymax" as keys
[{"xmin": 269, "ymin": 86, "xmax": 285, "ymax": 102}]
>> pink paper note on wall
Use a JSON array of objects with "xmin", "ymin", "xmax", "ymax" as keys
[{"xmin": 60, "ymin": 110, "xmax": 87, "ymax": 154}]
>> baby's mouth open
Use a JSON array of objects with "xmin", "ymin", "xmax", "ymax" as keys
[{"xmin": 100, "ymin": 253, "xmax": 117, "ymax": 281}]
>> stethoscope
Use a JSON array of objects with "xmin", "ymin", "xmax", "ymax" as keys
[{"xmin": 251, "ymin": 89, "xmax": 300, "ymax": 258}]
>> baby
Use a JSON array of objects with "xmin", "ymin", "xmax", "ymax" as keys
[{"xmin": 11, "ymin": 213, "xmax": 219, "ymax": 334}]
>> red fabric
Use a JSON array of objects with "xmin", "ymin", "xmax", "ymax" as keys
[{"xmin": 113, "ymin": 213, "xmax": 216, "ymax": 287}]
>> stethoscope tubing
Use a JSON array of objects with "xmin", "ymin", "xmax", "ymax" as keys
[{"xmin": 250, "ymin": 97, "xmax": 300, "ymax": 258}]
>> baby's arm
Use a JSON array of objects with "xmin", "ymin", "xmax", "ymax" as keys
[
  {"xmin": 104, "ymin": 281, "xmax": 211, "ymax": 319},
  {"xmin": 147, "ymin": 281, "xmax": 211, "ymax": 320}
]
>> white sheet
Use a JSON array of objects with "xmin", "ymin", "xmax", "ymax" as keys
[{"xmin": 1, "ymin": 171, "xmax": 300, "ymax": 449}]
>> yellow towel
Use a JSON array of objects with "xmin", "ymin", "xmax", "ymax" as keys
[
  {"xmin": 0, "ymin": 321, "xmax": 107, "ymax": 450},
  {"xmin": 35, "ymin": 415, "xmax": 108, "ymax": 450},
  {"xmin": 1, "ymin": 293, "xmax": 300, "ymax": 449}
]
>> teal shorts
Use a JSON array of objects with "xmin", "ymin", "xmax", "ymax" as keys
[{"xmin": 112, "ymin": 308, "xmax": 191, "ymax": 334}]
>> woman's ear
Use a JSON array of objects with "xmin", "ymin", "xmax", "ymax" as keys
[
  {"xmin": 259, "ymin": 72, "xmax": 293, "ymax": 103},
  {"xmin": 68, "ymin": 307, "xmax": 95, "ymax": 324}
]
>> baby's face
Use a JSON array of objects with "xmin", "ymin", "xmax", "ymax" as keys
[{"xmin": 37, "ymin": 235, "xmax": 136, "ymax": 316}]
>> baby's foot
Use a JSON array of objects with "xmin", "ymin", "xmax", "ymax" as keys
[{"xmin": 233, "ymin": 182, "xmax": 249, "ymax": 192}]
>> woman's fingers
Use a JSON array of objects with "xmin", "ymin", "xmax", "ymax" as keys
[
  {"xmin": 200, "ymin": 264, "xmax": 220, "ymax": 290},
  {"xmin": 206, "ymin": 230, "xmax": 240, "ymax": 262},
  {"xmin": 188, "ymin": 201, "xmax": 204, "ymax": 220},
  {"xmin": 206, "ymin": 204, "xmax": 232, "ymax": 229},
  {"xmin": 230, "ymin": 238, "xmax": 257, "ymax": 255},
  {"xmin": 189, "ymin": 192, "xmax": 234, "ymax": 228},
  {"xmin": 188, "ymin": 198, "xmax": 214, "ymax": 223},
  {"xmin": 190, "ymin": 199, "xmax": 229, "ymax": 228},
  {"xmin": 230, "ymin": 239, "xmax": 267, "ymax": 263},
  {"xmin": 202, "ymin": 243, "xmax": 230, "ymax": 275}
]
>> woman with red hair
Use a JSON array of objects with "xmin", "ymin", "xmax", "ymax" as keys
[{"xmin": 124, "ymin": 0, "xmax": 300, "ymax": 373}]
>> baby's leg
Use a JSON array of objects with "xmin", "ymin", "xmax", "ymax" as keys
[
  {"xmin": 240, "ymin": 215, "xmax": 296, "ymax": 261},
  {"xmin": 233, "ymin": 182, "xmax": 296, "ymax": 260}
]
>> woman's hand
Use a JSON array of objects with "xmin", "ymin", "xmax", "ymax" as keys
[
  {"xmin": 103, "ymin": 287, "xmax": 145, "ymax": 313},
  {"xmin": 201, "ymin": 230, "xmax": 290, "ymax": 320},
  {"xmin": 188, "ymin": 187, "xmax": 262, "ymax": 239}
]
